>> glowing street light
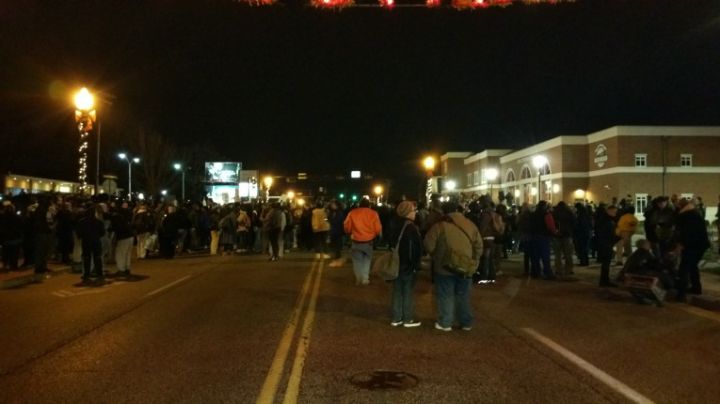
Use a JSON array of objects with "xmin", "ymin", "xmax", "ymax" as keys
[
  {"xmin": 532, "ymin": 155, "xmax": 548, "ymax": 203},
  {"xmin": 287, "ymin": 190, "xmax": 295, "ymax": 200},
  {"xmin": 485, "ymin": 168, "xmax": 499, "ymax": 201},
  {"xmin": 423, "ymin": 156, "xmax": 436, "ymax": 173},
  {"xmin": 445, "ymin": 180, "xmax": 457, "ymax": 191},
  {"xmin": 118, "ymin": 153, "xmax": 140, "ymax": 198},
  {"xmin": 173, "ymin": 163, "xmax": 186, "ymax": 202},
  {"xmin": 263, "ymin": 176, "xmax": 273, "ymax": 200},
  {"xmin": 373, "ymin": 185, "xmax": 384, "ymax": 204},
  {"xmin": 73, "ymin": 87, "xmax": 97, "ymax": 194}
]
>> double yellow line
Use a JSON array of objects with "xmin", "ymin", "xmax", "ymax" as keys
[{"xmin": 256, "ymin": 258, "xmax": 325, "ymax": 404}]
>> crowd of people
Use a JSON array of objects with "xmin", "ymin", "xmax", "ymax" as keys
[{"xmin": 0, "ymin": 190, "xmax": 716, "ymax": 328}]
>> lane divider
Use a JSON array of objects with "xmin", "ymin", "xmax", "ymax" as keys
[
  {"xmin": 256, "ymin": 259, "xmax": 320, "ymax": 404},
  {"xmin": 282, "ymin": 259, "xmax": 324, "ymax": 404},
  {"xmin": 522, "ymin": 327, "xmax": 655, "ymax": 404},
  {"xmin": 145, "ymin": 275, "xmax": 192, "ymax": 297}
]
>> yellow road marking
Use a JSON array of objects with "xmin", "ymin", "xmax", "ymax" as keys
[
  {"xmin": 256, "ymin": 259, "xmax": 319, "ymax": 404},
  {"xmin": 282, "ymin": 259, "xmax": 324, "ymax": 404}
]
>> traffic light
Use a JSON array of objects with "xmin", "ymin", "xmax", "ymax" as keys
[
  {"xmin": 351, "ymin": 194, "xmax": 358, "ymax": 201},
  {"xmin": 339, "ymin": 193, "xmax": 345, "ymax": 199}
]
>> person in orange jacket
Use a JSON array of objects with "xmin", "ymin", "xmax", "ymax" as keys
[
  {"xmin": 343, "ymin": 198, "xmax": 382, "ymax": 285},
  {"xmin": 615, "ymin": 206, "xmax": 639, "ymax": 266}
]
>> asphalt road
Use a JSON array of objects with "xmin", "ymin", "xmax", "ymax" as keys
[{"xmin": 1, "ymin": 252, "xmax": 719, "ymax": 403}]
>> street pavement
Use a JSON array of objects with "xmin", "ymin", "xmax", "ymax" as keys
[{"xmin": 1, "ymin": 252, "xmax": 719, "ymax": 403}]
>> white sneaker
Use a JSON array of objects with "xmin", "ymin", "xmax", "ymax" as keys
[
  {"xmin": 461, "ymin": 326, "xmax": 472, "ymax": 331},
  {"xmin": 435, "ymin": 322, "xmax": 452, "ymax": 332},
  {"xmin": 403, "ymin": 321, "xmax": 421, "ymax": 328},
  {"xmin": 390, "ymin": 321, "xmax": 403, "ymax": 327}
]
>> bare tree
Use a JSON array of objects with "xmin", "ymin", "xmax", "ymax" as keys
[{"xmin": 133, "ymin": 127, "xmax": 181, "ymax": 196}]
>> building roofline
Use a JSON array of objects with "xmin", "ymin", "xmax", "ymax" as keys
[
  {"xmin": 441, "ymin": 152, "xmax": 473, "ymax": 161},
  {"xmin": 464, "ymin": 149, "xmax": 514, "ymax": 164}
]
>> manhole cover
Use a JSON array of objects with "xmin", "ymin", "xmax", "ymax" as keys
[{"xmin": 349, "ymin": 370, "xmax": 419, "ymax": 390}]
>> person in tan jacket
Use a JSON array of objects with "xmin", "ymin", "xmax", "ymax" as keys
[
  {"xmin": 615, "ymin": 206, "xmax": 638, "ymax": 265},
  {"xmin": 311, "ymin": 201, "xmax": 331, "ymax": 259},
  {"xmin": 424, "ymin": 202, "xmax": 483, "ymax": 331},
  {"xmin": 344, "ymin": 198, "xmax": 382, "ymax": 285}
]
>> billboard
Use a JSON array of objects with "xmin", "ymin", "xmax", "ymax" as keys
[{"xmin": 205, "ymin": 162, "xmax": 241, "ymax": 183}]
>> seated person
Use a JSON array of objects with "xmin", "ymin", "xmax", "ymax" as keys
[{"xmin": 620, "ymin": 239, "xmax": 674, "ymax": 290}]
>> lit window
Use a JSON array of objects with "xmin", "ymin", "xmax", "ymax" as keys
[
  {"xmin": 473, "ymin": 171, "xmax": 480, "ymax": 186},
  {"xmin": 467, "ymin": 173, "xmax": 472, "ymax": 187},
  {"xmin": 680, "ymin": 154, "xmax": 693, "ymax": 167},
  {"xmin": 635, "ymin": 194, "xmax": 648, "ymax": 213},
  {"xmin": 634, "ymin": 154, "xmax": 647, "ymax": 167}
]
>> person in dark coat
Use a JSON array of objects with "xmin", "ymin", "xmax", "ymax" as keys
[
  {"xmin": 327, "ymin": 200, "xmax": 346, "ymax": 267},
  {"xmin": 529, "ymin": 201, "xmax": 557, "ymax": 280},
  {"xmin": 552, "ymin": 201, "xmax": 576, "ymax": 277},
  {"xmin": 110, "ymin": 203, "xmax": 134, "ymax": 276},
  {"xmin": 573, "ymin": 203, "xmax": 592, "ymax": 266},
  {"xmin": 594, "ymin": 205, "xmax": 620, "ymax": 287},
  {"xmin": 389, "ymin": 201, "xmax": 423, "ymax": 328},
  {"xmin": 55, "ymin": 201, "xmax": 75, "ymax": 264},
  {"xmin": 0, "ymin": 202, "xmax": 23, "ymax": 270},
  {"xmin": 75, "ymin": 205, "xmax": 106, "ymax": 282},
  {"xmin": 158, "ymin": 205, "xmax": 180, "ymax": 259},
  {"xmin": 675, "ymin": 199, "xmax": 710, "ymax": 301},
  {"xmin": 32, "ymin": 198, "xmax": 54, "ymax": 275}
]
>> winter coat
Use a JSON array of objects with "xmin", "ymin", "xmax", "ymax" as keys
[
  {"xmin": 311, "ymin": 208, "xmax": 330, "ymax": 233},
  {"xmin": 424, "ymin": 212, "xmax": 483, "ymax": 277},
  {"xmin": 394, "ymin": 219, "xmax": 423, "ymax": 274},
  {"xmin": 676, "ymin": 208, "xmax": 710, "ymax": 252},
  {"xmin": 616, "ymin": 213, "xmax": 639, "ymax": 235},
  {"xmin": 594, "ymin": 210, "xmax": 619, "ymax": 250}
]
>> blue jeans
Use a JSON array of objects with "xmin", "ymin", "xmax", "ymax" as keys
[
  {"xmin": 434, "ymin": 273, "xmax": 473, "ymax": 328},
  {"xmin": 530, "ymin": 236, "xmax": 553, "ymax": 278},
  {"xmin": 351, "ymin": 242, "xmax": 373, "ymax": 284},
  {"xmin": 392, "ymin": 271, "xmax": 418, "ymax": 322},
  {"xmin": 478, "ymin": 239, "xmax": 495, "ymax": 281}
]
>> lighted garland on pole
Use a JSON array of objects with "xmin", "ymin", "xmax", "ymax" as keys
[{"xmin": 239, "ymin": 0, "xmax": 573, "ymax": 8}]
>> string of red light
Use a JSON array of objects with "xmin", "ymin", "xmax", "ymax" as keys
[{"xmin": 246, "ymin": 0, "xmax": 573, "ymax": 9}]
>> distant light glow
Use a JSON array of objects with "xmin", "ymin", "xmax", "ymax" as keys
[
  {"xmin": 445, "ymin": 180, "xmax": 457, "ymax": 191},
  {"xmin": 118, "ymin": 153, "xmax": 127, "ymax": 160},
  {"xmin": 351, "ymin": 171, "xmax": 361, "ymax": 179},
  {"xmin": 485, "ymin": 168, "xmax": 499, "ymax": 181},
  {"xmin": 574, "ymin": 189, "xmax": 586, "ymax": 199}
]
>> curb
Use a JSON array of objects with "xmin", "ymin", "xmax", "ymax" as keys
[
  {"xmin": 689, "ymin": 295, "xmax": 720, "ymax": 312},
  {"xmin": 0, "ymin": 266, "xmax": 72, "ymax": 290}
]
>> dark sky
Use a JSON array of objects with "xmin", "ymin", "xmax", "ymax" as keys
[{"xmin": 1, "ymin": 0, "xmax": 719, "ymax": 196}]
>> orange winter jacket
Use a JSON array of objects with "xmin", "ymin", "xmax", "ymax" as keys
[{"xmin": 343, "ymin": 207, "xmax": 382, "ymax": 242}]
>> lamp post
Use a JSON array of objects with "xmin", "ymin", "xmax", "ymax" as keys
[
  {"xmin": 74, "ymin": 88, "xmax": 96, "ymax": 194},
  {"xmin": 532, "ymin": 155, "xmax": 548, "ymax": 204},
  {"xmin": 118, "ymin": 153, "xmax": 140, "ymax": 198},
  {"xmin": 263, "ymin": 176, "xmax": 273, "ymax": 201},
  {"xmin": 485, "ymin": 168, "xmax": 499, "ymax": 202},
  {"xmin": 373, "ymin": 185, "xmax": 384, "ymax": 205},
  {"xmin": 173, "ymin": 163, "xmax": 186, "ymax": 202},
  {"xmin": 423, "ymin": 156, "xmax": 436, "ymax": 202}
]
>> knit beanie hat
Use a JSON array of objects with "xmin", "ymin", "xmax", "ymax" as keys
[{"xmin": 396, "ymin": 201, "xmax": 415, "ymax": 218}]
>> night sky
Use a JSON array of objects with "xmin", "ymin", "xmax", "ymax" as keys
[{"xmin": 1, "ymin": 0, "xmax": 719, "ymax": 197}]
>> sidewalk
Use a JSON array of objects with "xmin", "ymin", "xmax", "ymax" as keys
[
  {"xmin": 501, "ymin": 255, "xmax": 720, "ymax": 311},
  {"xmin": 0, "ymin": 263, "xmax": 72, "ymax": 290}
]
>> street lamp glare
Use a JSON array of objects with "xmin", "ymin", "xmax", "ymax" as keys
[
  {"xmin": 287, "ymin": 190, "xmax": 295, "ymax": 199},
  {"xmin": 485, "ymin": 168, "xmax": 499, "ymax": 181},
  {"xmin": 373, "ymin": 185, "xmax": 383, "ymax": 195},
  {"xmin": 445, "ymin": 180, "xmax": 457, "ymax": 191},
  {"xmin": 173, "ymin": 163, "xmax": 182, "ymax": 170},
  {"xmin": 74, "ymin": 87, "xmax": 94, "ymax": 111},
  {"xmin": 118, "ymin": 152, "xmax": 127, "ymax": 160},
  {"xmin": 263, "ymin": 176, "xmax": 273, "ymax": 188},
  {"xmin": 423, "ymin": 156, "xmax": 436, "ymax": 171},
  {"xmin": 133, "ymin": 157, "xmax": 140, "ymax": 164},
  {"xmin": 532, "ymin": 155, "xmax": 548, "ymax": 169}
]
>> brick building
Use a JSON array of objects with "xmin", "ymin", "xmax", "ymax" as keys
[{"xmin": 441, "ymin": 126, "xmax": 720, "ymax": 218}]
